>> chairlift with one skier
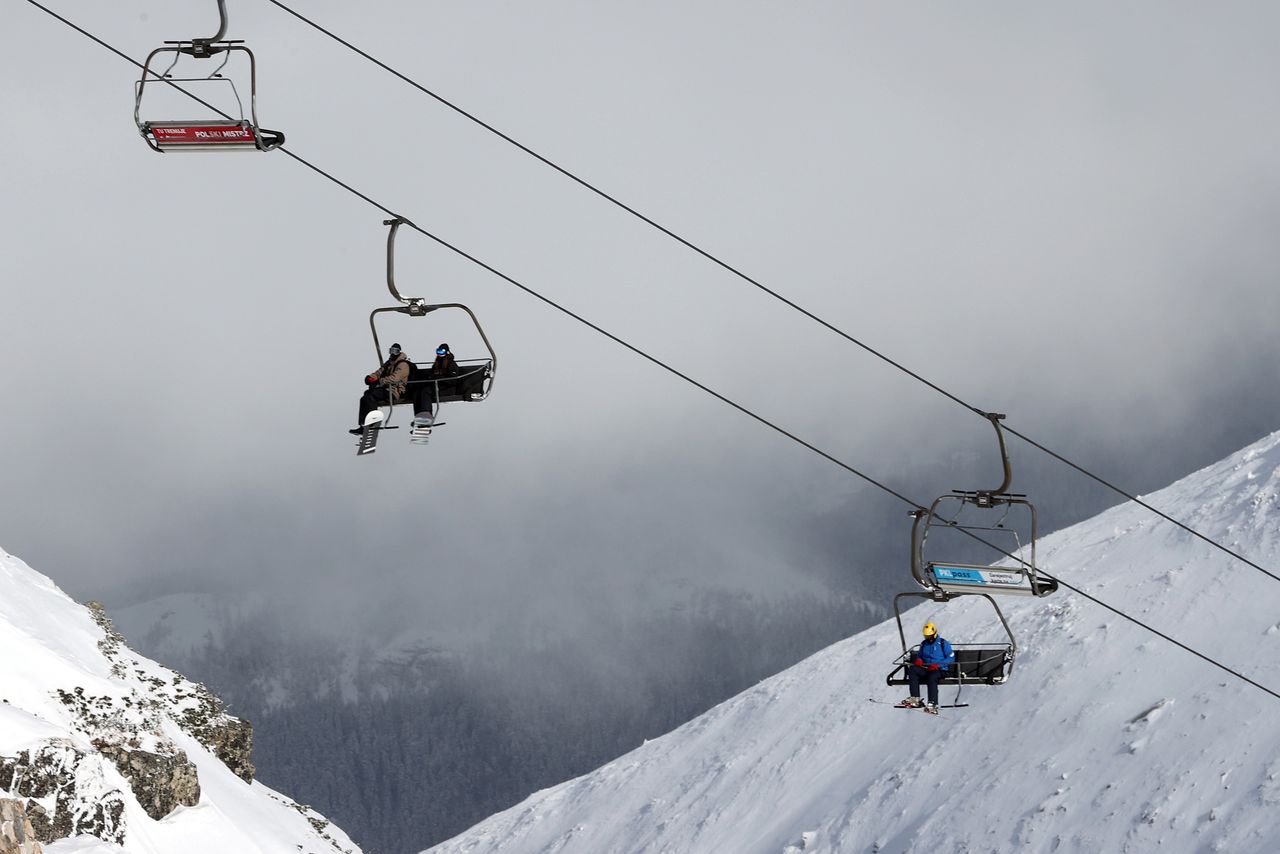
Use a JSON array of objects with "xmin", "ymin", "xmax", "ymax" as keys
[{"xmin": 885, "ymin": 412, "xmax": 1057, "ymax": 690}]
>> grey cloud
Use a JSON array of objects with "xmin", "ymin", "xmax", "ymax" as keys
[{"xmin": 3, "ymin": 1, "xmax": 1280, "ymax": 654}]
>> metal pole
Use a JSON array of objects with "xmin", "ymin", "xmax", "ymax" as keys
[
  {"xmin": 203, "ymin": 0, "xmax": 230, "ymax": 44},
  {"xmin": 383, "ymin": 217, "xmax": 419, "ymax": 305},
  {"xmin": 983, "ymin": 411, "xmax": 1013, "ymax": 497}
]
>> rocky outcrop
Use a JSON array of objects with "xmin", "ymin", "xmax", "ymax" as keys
[
  {"xmin": 0, "ymin": 548, "xmax": 360, "ymax": 854},
  {"xmin": 183, "ymin": 713, "xmax": 254, "ymax": 783},
  {"xmin": 0, "ymin": 799, "xmax": 42, "ymax": 854},
  {"xmin": 86, "ymin": 601, "xmax": 256, "ymax": 783},
  {"xmin": 0, "ymin": 604, "xmax": 263, "ymax": 850},
  {"xmin": 269, "ymin": 794, "xmax": 357, "ymax": 854},
  {"xmin": 96, "ymin": 744, "xmax": 199, "ymax": 821},
  {"xmin": 0, "ymin": 742, "xmax": 125, "ymax": 846},
  {"xmin": 0, "ymin": 602, "xmax": 267, "ymax": 850}
]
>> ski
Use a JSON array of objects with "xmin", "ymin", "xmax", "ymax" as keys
[
  {"xmin": 356, "ymin": 425, "xmax": 380, "ymax": 456},
  {"xmin": 868, "ymin": 698, "xmax": 969, "ymax": 710}
]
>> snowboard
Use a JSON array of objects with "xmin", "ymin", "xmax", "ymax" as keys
[{"xmin": 356, "ymin": 411, "xmax": 387, "ymax": 456}]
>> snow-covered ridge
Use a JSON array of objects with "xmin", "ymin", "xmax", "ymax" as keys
[
  {"xmin": 428, "ymin": 430, "xmax": 1280, "ymax": 854},
  {"xmin": 0, "ymin": 547, "xmax": 361, "ymax": 854}
]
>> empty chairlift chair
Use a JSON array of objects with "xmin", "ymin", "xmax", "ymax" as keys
[{"xmin": 134, "ymin": 0, "xmax": 284, "ymax": 152}]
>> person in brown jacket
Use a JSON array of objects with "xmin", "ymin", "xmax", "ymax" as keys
[{"xmin": 352, "ymin": 343, "xmax": 412, "ymax": 433}]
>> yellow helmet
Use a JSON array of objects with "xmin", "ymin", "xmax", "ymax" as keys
[{"xmin": 922, "ymin": 622, "xmax": 937, "ymax": 638}]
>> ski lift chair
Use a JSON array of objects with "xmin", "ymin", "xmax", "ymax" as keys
[
  {"xmin": 366, "ymin": 218, "xmax": 497, "ymax": 428},
  {"xmin": 884, "ymin": 591, "xmax": 1015, "ymax": 687},
  {"xmin": 134, "ymin": 0, "xmax": 284, "ymax": 152},
  {"xmin": 915, "ymin": 413, "xmax": 1058, "ymax": 599},
  {"xmin": 883, "ymin": 412, "xmax": 1054, "ymax": 692},
  {"xmin": 370, "ymin": 308, "xmax": 497, "ymax": 415}
]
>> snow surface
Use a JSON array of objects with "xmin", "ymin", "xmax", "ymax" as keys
[
  {"xmin": 428, "ymin": 431, "xmax": 1280, "ymax": 854},
  {"xmin": 0, "ymin": 548, "xmax": 361, "ymax": 854}
]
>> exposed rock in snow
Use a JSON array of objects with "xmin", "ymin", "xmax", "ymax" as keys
[
  {"xmin": 0, "ymin": 548, "xmax": 361, "ymax": 854},
  {"xmin": 1, "ymin": 741, "xmax": 124, "ymax": 845},
  {"xmin": 82, "ymin": 602, "xmax": 255, "ymax": 784},
  {"xmin": 0, "ymin": 797, "xmax": 42, "ymax": 853},
  {"xmin": 95, "ymin": 744, "xmax": 199, "ymax": 822}
]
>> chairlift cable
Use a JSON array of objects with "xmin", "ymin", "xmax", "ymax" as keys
[
  {"xmin": 255, "ymin": 0, "xmax": 986, "ymax": 416},
  {"xmin": 256, "ymin": 0, "xmax": 1280, "ymax": 587},
  {"xmin": 948, "ymin": 527, "xmax": 1280, "ymax": 702},
  {"xmin": 998, "ymin": 423, "xmax": 1275, "ymax": 577},
  {"xmin": 19, "ymin": 0, "xmax": 1280, "ymax": 703}
]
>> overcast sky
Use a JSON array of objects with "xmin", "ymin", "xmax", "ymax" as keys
[{"xmin": 4, "ymin": 1, "xmax": 1280, "ymax": 647}]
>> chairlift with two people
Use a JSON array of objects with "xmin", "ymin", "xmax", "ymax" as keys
[{"xmin": 355, "ymin": 217, "xmax": 497, "ymax": 455}]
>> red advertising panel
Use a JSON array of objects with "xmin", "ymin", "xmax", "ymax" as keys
[{"xmin": 151, "ymin": 124, "xmax": 257, "ymax": 145}]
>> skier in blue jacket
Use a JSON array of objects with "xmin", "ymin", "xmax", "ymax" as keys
[{"xmin": 899, "ymin": 621, "xmax": 955, "ymax": 714}]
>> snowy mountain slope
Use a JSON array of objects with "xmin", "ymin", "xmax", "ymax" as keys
[
  {"xmin": 428, "ymin": 431, "xmax": 1280, "ymax": 854},
  {"xmin": 0, "ymin": 548, "xmax": 361, "ymax": 854}
]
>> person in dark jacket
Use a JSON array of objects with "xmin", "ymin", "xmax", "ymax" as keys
[
  {"xmin": 431, "ymin": 342, "xmax": 459, "ymax": 378},
  {"xmin": 352, "ymin": 343, "xmax": 411, "ymax": 433},
  {"xmin": 900, "ymin": 621, "xmax": 955, "ymax": 714},
  {"xmin": 413, "ymin": 343, "xmax": 459, "ymax": 425}
]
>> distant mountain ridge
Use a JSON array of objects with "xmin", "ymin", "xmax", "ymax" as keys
[{"xmin": 427, "ymin": 430, "xmax": 1280, "ymax": 854}]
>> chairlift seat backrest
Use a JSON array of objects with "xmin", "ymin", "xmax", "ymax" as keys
[
  {"xmin": 953, "ymin": 646, "xmax": 1011, "ymax": 681},
  {"xmin": 404, "ymin": 362, "xmax": 492, "ymax": 405}
]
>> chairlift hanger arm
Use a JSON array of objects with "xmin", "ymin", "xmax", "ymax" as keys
[
  {"xmin": 980, "ymin": 411, "xmax": 1013, "ymax": 499},
  {"xmin": 909, "ymin": 509, "xmax": 929, "ymax": 589},
  {"xmin": 383, "ymin": 216, "xmax": 419, "ymax": 305},
  {"xmin": 203, "ymin": 0, "xmax": 229, "ymax": 43},
  {"xmin": 189, "ymin": 0, "xmax": 229, "ymax": 57}
]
